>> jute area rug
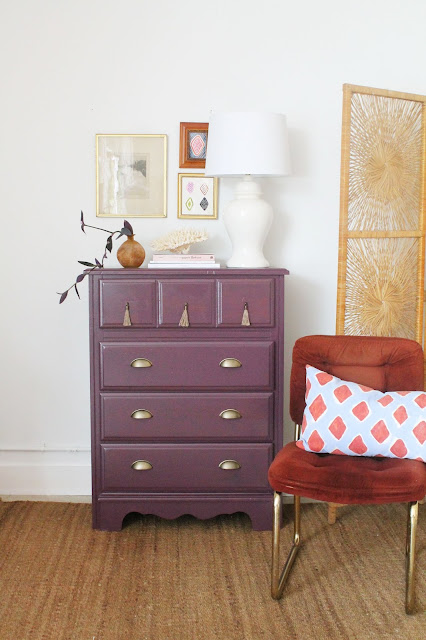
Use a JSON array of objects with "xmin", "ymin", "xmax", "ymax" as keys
[{"xmin": 0, "ymin": 501, "xmax": 424, "ymax": 640}]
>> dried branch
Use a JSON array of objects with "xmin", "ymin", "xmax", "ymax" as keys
[{"xmin": 57, "ymin": 212, "xmax": 133, "ymax": 303}]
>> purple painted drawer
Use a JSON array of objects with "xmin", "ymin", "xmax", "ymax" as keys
[
  {"xmin": 100, "ymin": 392, "xmax": 274, "ymax": 441},
  {"xmin": 100, "ymin": 443, "xmax": 273, "ymax": 492},
  {"xmin": 100, "ymin": 279, "xmax": 156, "ymax": 327},
  {"xmin": 158, "ymin": 279, "xmax": 215, "ymax": 327},
  {"xmin": 218, "ymin": 278, "xmax": 275, "ymax": 327},
  {"xmin": 100, "ymin": 341, "xmax": 274, "ymax": 389}
]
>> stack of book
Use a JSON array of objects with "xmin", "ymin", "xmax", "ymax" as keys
[{"xmin": 148, "ymin": 254, "xmax": 220, "ymax": 268}]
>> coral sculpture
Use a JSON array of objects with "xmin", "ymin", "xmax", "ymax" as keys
[{"xmin": 151, "ymin": 228, "xmax": 208, "ymax": 254}]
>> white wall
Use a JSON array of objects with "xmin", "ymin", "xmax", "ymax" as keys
[{"xmin": 0, "ymin": 0, "xmax": 425, "ymax": 495}]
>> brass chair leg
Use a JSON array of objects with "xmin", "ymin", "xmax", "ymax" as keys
[
  {"xmin": 271, "ymin": 491, "xmax": 301, "ymax": 600},
  {"xmin": 405, "ymin": 501, "xmax": 419, "ymax": 614},
  {"xmin": 271, "ymin": 493, "xmax": 419, "ymax": 611}
]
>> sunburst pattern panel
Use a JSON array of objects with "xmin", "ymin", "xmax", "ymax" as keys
[
  {"xmin": 348, "ymin": 94, "xmax": 423, "ymax": 232},
  {"xmin": 345, "ymin": 237, "xmax": 418, "ymax": 338}
]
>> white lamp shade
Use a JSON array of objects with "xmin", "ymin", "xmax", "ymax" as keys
[{"xmin": 205, "ymin": 111, "xmax": 291, "ymax": 176}]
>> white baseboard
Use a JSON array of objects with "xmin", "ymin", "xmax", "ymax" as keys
[{"xmin": 0, "ymin": 449, "xmax": 91, "ymax": 496}]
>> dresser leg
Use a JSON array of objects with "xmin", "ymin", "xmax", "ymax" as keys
[
  {"xmin": 93, "ymin": 502, "xmax": 127, "ymax": 531},
  {"xmin": 245, "ymin": 503, "xmax": 275, "ymax": 531}
]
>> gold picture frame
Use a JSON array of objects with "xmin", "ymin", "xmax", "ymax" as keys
[
  {"xmin": 178, "ymin": 173, "xmax": 218, "ymax": 219},
  {"xmin": 96, "ymin": 134, "xmax": 167, "ymax": 218}
]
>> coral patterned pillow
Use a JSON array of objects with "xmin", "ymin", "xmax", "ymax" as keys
[{"xmin": 296, "ymin": 365, "xmax": 426, "ymax": 462}]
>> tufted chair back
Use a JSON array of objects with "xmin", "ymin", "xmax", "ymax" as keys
[{"xmin": 290, "ymin": 335, "xmax": 424, "ymax": 426}]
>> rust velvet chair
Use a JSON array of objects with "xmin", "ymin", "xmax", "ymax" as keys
[{"xmin": 268, "ymin": 335, "xmax": 426, "ymax": 613}]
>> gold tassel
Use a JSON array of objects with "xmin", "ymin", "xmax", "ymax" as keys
[
  {"xmin": 179, "ymin": 302, "xmax": 190, "ymax": 327},
  {"xmin": 241, "ymin": 302, "xmax": 251, "ymax": 326},
  {"xmin": 123, "ymin": 302, "xmax": 132, "ymax": 326}
]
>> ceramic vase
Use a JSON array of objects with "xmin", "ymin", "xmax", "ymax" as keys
[{"xmin": 117, "ymin": 235, "xmax": 145, "ymax": 268}]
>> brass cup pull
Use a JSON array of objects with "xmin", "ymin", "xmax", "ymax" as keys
[
  {"xmin": 219, "ymin": 409, "xmax": 242, "ymax": 420},
  {"xmin": 131, "ymin": 460, "xmax": 153, "ymax": 471},
  {"xmin": 219, "ymin": 358, "xmax": 242, "ymax": 368},
  {"xmin": 218, "ymin": 460, "xmax": 241, "ymax": 470},
  {"xmin": 130, "ymin": 358, "xmax": 153, "ymax": 368},
  {"xmin": 131, "ymin": 409, "xmax": 153, "ymax": 420}
]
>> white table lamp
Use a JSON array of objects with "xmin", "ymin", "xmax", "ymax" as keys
[{"xmin": 205, "ymin": 111, "xmax": 290, "ymax": 268}]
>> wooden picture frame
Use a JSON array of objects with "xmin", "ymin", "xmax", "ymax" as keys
[
  {"xmin": 96, "ymin": 134, "xmax": 167, "ymax": 218},
  {"xmin": 178, "ymin": 173, "xmax": 218, "ymax": 219},
  {"xmin": 179, "ymin": 122, "xmax": 208, "ymax": 168}
]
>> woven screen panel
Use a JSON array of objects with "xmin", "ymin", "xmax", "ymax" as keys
[{"xmin": 336, "ymin": 84, "xmax": 426, "ymax": 343}]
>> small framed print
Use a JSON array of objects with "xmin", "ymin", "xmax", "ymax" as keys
[
  {"xmin": 178, "ymin": 173, "xmax": 218, "ymax": 219},
  {"xmin": 179, "ymin": 122, "xmax": 208, "ymax": 168},
  {"xmin": 96, "ymin": 134, "xmax": 167, "ymax": 217}
]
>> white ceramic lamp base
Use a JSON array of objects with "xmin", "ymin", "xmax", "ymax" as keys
[{"xmin": 224, "ymin": 176, "xmax": 273, "ymax": 268}]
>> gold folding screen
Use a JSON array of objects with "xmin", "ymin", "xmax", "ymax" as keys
[{"xmin": 336, "ymin": 84, "xmax": 426, "ymax": 344}]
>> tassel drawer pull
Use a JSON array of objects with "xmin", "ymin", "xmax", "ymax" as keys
[
  {"xmin": 131, "ymin": 409, "xmax": 153, "ymax": 420},
  {"xmin": 219, "ymin": 409, "xmax": 242, "ymax": 420},
  {"xmin": 179, "ymin": 302, "xmax": 190, "ymax": 327},
  {"xmin": 123, "ymin": 302, "xmax": 132, "ymax": 326},
  {"xmin": 241, "ymin": 302, "xmax": 251, "ymax": 326},
  {"xmin": 130, "ymin": 358, "xmax": 153, "ymax": 368},
  {"xmin": 219, "ymin": 358, "xmax": 242, "ymax": 368},
  {"xmin": 131, "ymin": 460, "xmax": 153, "ymax": 471},
  {"xmin": 218, "ymin": 460, "xmax": 241, "ymax": 470}
]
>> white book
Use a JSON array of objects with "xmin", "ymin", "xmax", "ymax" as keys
[
  {"xmin": 152, "ymin": 253, "xmax": 215, "ymax": 262},
  {"xmin": 148, "ymin": 262, "xmax": 221, "ymax": 269}
]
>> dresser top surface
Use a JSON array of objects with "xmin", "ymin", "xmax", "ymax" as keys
[{"xmin": 88, "ymin": 267, "xmax": 289, "ymax": 277}]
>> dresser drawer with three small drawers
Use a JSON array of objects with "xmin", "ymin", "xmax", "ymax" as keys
[{"xmin": 97, "ymin": 275, "xmax": 276, "ymax": 328}]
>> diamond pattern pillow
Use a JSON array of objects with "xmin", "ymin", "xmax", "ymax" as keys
[{"xmin": 296, "ymin": 365, "xmax": 426, "ymax": 462}]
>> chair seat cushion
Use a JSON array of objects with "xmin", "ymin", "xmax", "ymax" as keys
[{"xmin": 268, "ymin": 442, "xmax": 426, "ymax": 504}]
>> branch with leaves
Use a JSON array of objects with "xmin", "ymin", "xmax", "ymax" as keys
[{"xmin": 58, "ymin": 211, "xmax": 134, "ymax": 303}]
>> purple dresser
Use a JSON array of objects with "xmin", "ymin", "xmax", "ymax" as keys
[{"xmin": 88, "ymin": 267, "xmax": 288, "ymax": 530}]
